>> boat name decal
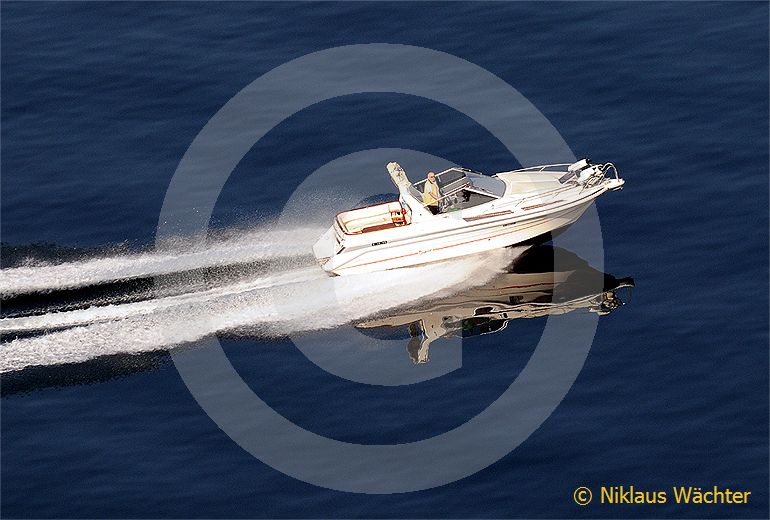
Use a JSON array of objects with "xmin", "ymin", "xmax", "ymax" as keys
[{"xmin": 371, "ymin": 240, "xmax": 388, "ymax": 246}]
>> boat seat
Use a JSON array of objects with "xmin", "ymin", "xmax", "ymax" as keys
[
  {"xmin": 336, "ymin": 200, "xmax": 409, "ymax": 234},
  {"xmin": 361, "ymin": 222, "xmax": 398, "ymax": 233}
]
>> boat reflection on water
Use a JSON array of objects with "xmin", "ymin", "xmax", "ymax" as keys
[{"xmin": 356, "ymin": 245, "xmax": 634, "ymax": 364}]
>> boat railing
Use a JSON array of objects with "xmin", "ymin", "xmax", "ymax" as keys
[
  {"xmin": 504, "ymin": 163, "xmax": 573, "ymax": 174},
  {"xmin": 512, "ymin": 165, "xmax": 620, "ymax": 206},
  {"xmin": 601, "ymin": 162, "xmax": 620, "ymax": 181},
  {"xmin": 508, "ymin": 162, "xmax": 620, "ymax": 181}
]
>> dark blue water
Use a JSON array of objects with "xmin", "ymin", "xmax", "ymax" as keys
[{"xmin": 2, "ymin": 2, "xmax": 768, "ymax": 518}]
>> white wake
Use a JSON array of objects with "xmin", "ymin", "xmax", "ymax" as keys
[
  {"xmin": 0, "ymin": 226, "xmax": 324, "ymax": 296},
  {"xmin": 0, "ymin": 248, "xmax": 515, "ymax": 373}
]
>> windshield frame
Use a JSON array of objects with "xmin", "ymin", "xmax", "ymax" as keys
[{"xmin": 411, "ymin": 168, "xmax": 506, "ymax": 212}]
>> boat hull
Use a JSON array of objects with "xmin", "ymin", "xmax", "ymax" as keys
[{"xmin": 321, "ymin": 200, "xmax": 594, "ymax": 276}]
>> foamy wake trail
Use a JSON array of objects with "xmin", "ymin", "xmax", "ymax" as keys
[
  {"xmin": 0, "ymin": 268, "xmax": 323, "ymax": 334},
  {"xmin": 0, "ymin": 249, "xmax": 514, "ymax": 373},
  {"xmin": 0, "ymin": 227, "xmax": 324, "ymax": 296}
]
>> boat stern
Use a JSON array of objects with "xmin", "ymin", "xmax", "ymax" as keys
[{"xmin": 312, "ymin": 226, "xmax": 338, "ymax": 273}]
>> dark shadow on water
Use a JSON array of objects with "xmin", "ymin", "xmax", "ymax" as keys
[{"xmin": 1, "ymin": 351, "xmax": 172, "ymax": 397}]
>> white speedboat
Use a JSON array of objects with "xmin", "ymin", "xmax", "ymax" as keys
[{"xmin": 313, "ymin": 159, "xmax": 623, "ymax": 275}]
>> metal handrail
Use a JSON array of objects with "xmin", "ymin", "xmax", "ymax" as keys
[
  {"xmin": 601, "ymin": 162, "xmax": 620, "ymax": 180},
  {"xmin": 505, "ymin": 163, "xmax": 573, "ymax": 173}
]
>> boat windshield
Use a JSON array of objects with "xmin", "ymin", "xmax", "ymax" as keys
[{"xmin": 413, "ymin": 168, "xmax": 506, "ymax": 212}]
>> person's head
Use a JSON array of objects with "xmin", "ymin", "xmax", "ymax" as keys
[{"xmin": 427, "ymin": 172, "xmax": 436, "ymax": 183}]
